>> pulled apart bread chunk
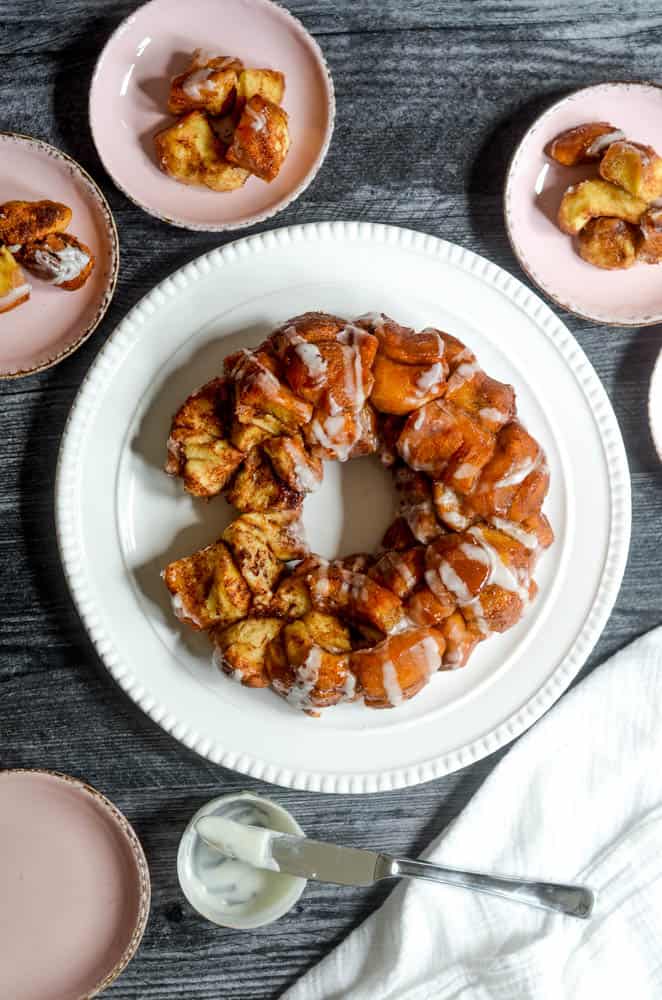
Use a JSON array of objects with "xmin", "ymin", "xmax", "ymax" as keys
[
  {"xmin": 557, "ymin": 178, "xmax": 646, "ymax": 235},
  {"xmin": 16, "ymin": 232, "xmax": 94, "ymax": 290},
  {"xmin": 0, "ymin": 246, "xmax": 30, "ymax": 314},
  {"xmin": 546, "ymin": 122, "xmax": 624, "ymax": 166},
  {"xmin": 577, "ymin": 217, "xmax": 639, "ymax": 270},
  {"xmin": 155, "ymin": 111, "xmax": 249, "ymax": 191},
  {"xmin": 226, "ymin": 95, "xmax": 290, "ymax": 182},
  {"xmin": 168, "ymin": 51, "xmax": 243, "ymax": 117},
  {"xmin": 0, "ymin": 199, "xmax": 71, "ymax": 245},
  {"xmin": 599, "ymin": 140, "xmax": 662, "ymax": 202}
]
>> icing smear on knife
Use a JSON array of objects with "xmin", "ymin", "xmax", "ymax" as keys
[{"xmin": 196, "ymin": 816, "xmax": 281, "ymax": 871}]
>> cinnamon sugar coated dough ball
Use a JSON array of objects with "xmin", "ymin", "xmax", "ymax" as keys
[{"xmin": 163, "ymin": 312, "xmax": 554, "ymax": 714}]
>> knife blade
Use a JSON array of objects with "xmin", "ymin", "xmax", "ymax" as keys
[{"xmin": 196, "ymin": 816, "xmax": 382, "ymax": 885}]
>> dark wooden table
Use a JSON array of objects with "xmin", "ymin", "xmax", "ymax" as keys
[{"xmin": 3, "ymin": 2, "xmax": 662, "ymax": 996}]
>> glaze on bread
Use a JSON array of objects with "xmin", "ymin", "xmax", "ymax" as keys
[
  {"xmin": 0, "ymin": 247, "xmax": 30, "ymax": 314},
  {"xmin": 163, "ymin": 312, "xmax": 554, "ymax": 714},
  {"xmin": 16, "ymin": 232, "xmax": 95, "ymax": 290},
  {"xmin": 226, "ymin": 94, "xmax": 290, "ymax": 182}
]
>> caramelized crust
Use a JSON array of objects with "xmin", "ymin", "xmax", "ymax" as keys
[
  {"xmin": 211, "ymin": 616, "xmax": 283, "ymax": 686},
  {"xmin": 638, "ymin": 207, "xmax": 662, "ymax": 264},
  {"xmin": 0, "ymin": 247, "xmax": 30, "ymax": 314},
  {"xmin": 267, "ymin": 611, "xmax": 353, "ymax": 711},
  {"xmin": 163, "ymin": 311, "xmax": 553, "ymax": 714},
  {"xmin": 546, "ymin": 122, "xmax": 624, "ymax": 166},
  {"xmin": 577, "ymin": 217, "xmax": 639, "ymax": 270},
  {"xmin": 558, "ymin": 178, "xmax": 646, "ymax": 235},
  {"xmin": 599, "ymin": 140, "xmax": 662, "ymax": 202},
  {"xmin": 350, "ymin": 627, "xmax": 445, "ymax": 708},
  {"xmin": 225, "ymin": 447, "xmax": 303, "ymax": 512},
  {"xmin": 307, "ymin": 564, "xmax": 407, "ymax": 635},
  {"xmin": 226, "ymin": 94, "xmax": 290, "ymax": 182},
  {"xmin": 222, "ymin": 510, "xmax": 307, "ymax": 604},
  {"xmin": 165, "ymin": 377, "xmax": 244, "ymax": 497},
  {"xmin": 0, "ymin": 199, "xmax": 71, "ymax": 245},
  {"xmin": 155, "ymin": 110, "xmax": 249, "ymax": 191},
  {"xmin": 163, "ymin": 539, "xmax": 251, "ymax": 630},
  {"xmin": 262, "ymin": 433, "xmax": 323, "ymax": 493},
  {"xmin": 168, "ymin": 51, "xmax": 243, "ymax": 117},
  {"xmin": 236, "ymin": 68, "xmax": 285, "ymax": 112},
  {"xmin": 226, "ymin": 347, "xmax": 313, "ymax": 434},
  {"xmin": 16, "ymin": 232, "xmax": 94, "ymax": 290}
]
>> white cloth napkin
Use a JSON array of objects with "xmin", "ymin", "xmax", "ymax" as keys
[{"xmin": 284, "ymin": 627, "xmax": 662, "ymax": 1000}]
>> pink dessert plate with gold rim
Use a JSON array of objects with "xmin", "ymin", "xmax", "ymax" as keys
[
  {"xmin": 0, "ymin": 133, "xmax": 119, "ymax": 379},
  {"xmin": 0, "ymin": 769, "xmax": 150, "ymax": 1000},
  {"xmin": 89, "ymin": 0, "xmax": 335, "ymax": 231},
  {"xmin": 505, "ymin": 81, "xmax": 662, "ymax": 326}
]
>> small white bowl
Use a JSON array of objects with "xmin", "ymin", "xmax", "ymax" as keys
[{"xmin": 177, "ymin": 791, "xmax": 306, "ymax": 929}]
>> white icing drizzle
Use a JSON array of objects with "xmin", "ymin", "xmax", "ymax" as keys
[
  {"xmin": 401, "ymin": 499, "xmax": 441, "ymax": 542},
  {"xmin": 388, "ymin": 614, "xmax": 415, "ymax": 635},
  {"xmin": 453, "ymin": 462, "xmax": 480, "ymax": 482},
  {"xmin": 410, "ymin": 634, "xmax": 443, "ymax": 676},
  {"xmin": 231, "ymin": 349, "xmax": 283, "ymax": 400},
  {"xmin": 382, "ymin": 660, "xmax": 404, "ymax": 706},
  {"xmin": 415, "ymin": 362, "xmax": 444, "ymax": 393},
  {"xmin": 286, "ymin": 647, "xmax": 322, "ymax": 710},
  {"xmin": 411, "ymin": 409, "xmax": 425, "ymax": 432},
  {"xmin": 431, "ymin": 561, "xmax": 474, "ymax": 604},
  {"xmin": 281, "ymin": 438, "xmax": 321, "ymax": 492},
  {"xmin": 33, "ymin": 244, "xmax": 89, "ymax": 285},
  {"xmin": 490, "ymin": 516, "xmax": 539, "ymax": 550},
  {"xmin": 182, "ymin": 68, "xmax": 217, "ymax": 100},
  {"xmin": 419, "ymin": 328, "xmax": 446, "ymax": 356},
  {"xmin": 337, "ymin": 325, "xmax": 370, "ymax": 409},
  {"xmin": 0, "ymin": 282, "xmax": 30, "ymax": 308},
  {"xmin": 294, "ymin": 342, "xmax": 327, "ymax": 383},
  {"xmin": 479, "ymin": 406, "xmax": 508, "ymax": 426},
  {"xmin": 434, "ymin": 484, "xmax": 472, "ymax": 531},
  {"xmin": 343, "ymin": 670, "xmax": 357, "ymax": 700},
  {"xmin": 586, "ymin": 129, "xmax": 626, "ymax": 157},
  {"xmin": 447, "ymin": 361, "xmax": 479, "ymax": 391},
  {"xmin": 494, "ymin": 453, "xmax": 541, "ymax": 489},
  {"xmin": 468, "ymin": 526, "xmax": 531, "ymax": 603},
  {"xmin": 246, "ymin": 104, "xmax": 267, "ymax": 131},
  {"xmin": 381, "ymin": 551, "xmax": 417, "ymax": 592}
]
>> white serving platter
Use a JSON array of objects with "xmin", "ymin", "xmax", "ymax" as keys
[{"xmin": 56, "ymin": 222, "xmax": 631, "ymax": 792}]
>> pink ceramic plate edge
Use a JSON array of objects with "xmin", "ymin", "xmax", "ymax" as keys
[
  {"xmin": 504, "ymin": 81, "xmax": 662, "ymax": 327},
  {"xmin": 89, "ymin": 0, "xmax": 336, "ymax": 232},
  {"xmin": 0, "ymin": 132, "xmax": 120, "ymax": 380},
  {"xmin": 1, "ymin": 769, "xmax": 150, "ymax": 999}
]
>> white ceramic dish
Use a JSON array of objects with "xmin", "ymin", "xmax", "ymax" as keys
[
  {"xmin": 55, "ymin": 222, "xmax": 631, "ymax": 793},
  {"xmin": 177, "ymin": 791, "xmax": 305, "ymax": 928}
]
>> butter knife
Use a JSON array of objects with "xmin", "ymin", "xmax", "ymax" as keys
[{"xmin": 196, "ymin": 817, "xmax": 594, "ymax": 918}]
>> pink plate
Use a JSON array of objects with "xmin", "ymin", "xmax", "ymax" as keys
[
  {"xmin": 0, "ymin": 134, "xmax": 119, "ymax": 378},
  {"xmin": 0, "ymin": 770, "xmax": 150, "ymax": 1000},
  {"xmin": 505, "ymin": 82, "xmax": 662, "ymax": 326},
  {"xmin": 89, "ymin": 0, "xmax": 335, "ymax": 231}
]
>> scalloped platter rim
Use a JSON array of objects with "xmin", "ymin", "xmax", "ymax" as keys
[{"xmin": 55, "ymin": 221, "xmax": 631, "ymax": 792}]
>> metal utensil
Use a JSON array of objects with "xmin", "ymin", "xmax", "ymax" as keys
[{"xmin": 196, "ymin": 819, "xmax": 594, "ymax": 919}]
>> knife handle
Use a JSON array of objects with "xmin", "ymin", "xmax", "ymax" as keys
[{"xmin": 377, "ymin": 856, "xmax": 594, "ymax": 919}]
